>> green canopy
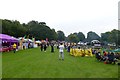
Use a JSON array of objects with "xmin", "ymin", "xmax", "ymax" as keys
[
  {"xmin": 102, "ymin": 49, "xmax": 112, "ymax": 52},
  {"xmin": 112, "ymin": 48, "xmax": 120, "ymax": 52}
]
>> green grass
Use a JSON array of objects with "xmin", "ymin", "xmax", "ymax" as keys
[{"xmin": 2, "ymin": 47, "xmax": 119, "ymax": 78}]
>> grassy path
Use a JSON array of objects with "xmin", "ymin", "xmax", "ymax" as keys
[{"xmin": 2, "ymin": 47, "xmax": 118, "ymax": 78}]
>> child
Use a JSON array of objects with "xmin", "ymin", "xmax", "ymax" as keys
[{"xmin": 13, "ymin": 43, "xmax": 17, "ymax": 53}]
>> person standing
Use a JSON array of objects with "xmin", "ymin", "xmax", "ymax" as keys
[
  {"xmin": 13, "ymin": 43, "xmax": 17, "ymax": 53},
  {"xmin": 51, "ymin": 43, "xmax": 54, "ymax": 53},
  {"xmin": 67, "ymin": 44, "xmax": 71, "ymax": 52},
  {"xmin": 57, "ymin": 43, "xmax": 59, "ymax": 49},
  {"xmin": 44, "ymin": 43, "xmax": 47, "ymax": 52},
  {"xmin": 40, "ymin": 43, "xmax": 43, "ymax": 51},
  {"xmin": 59, "ymin": 43, "xmax": 64, "ymax": 60}
]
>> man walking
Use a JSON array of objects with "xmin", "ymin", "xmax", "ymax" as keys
[{"xmin": 59, "ymin": 43, "xmax": 64, "ymax": 60}]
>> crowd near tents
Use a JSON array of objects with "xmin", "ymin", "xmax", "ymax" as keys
[
  {"xmin": 0, "ymin": 34, "xmax": 40, "ymax": 52},
  {"xmin": 1, "ymin": 33, "xmax": 120, "ymax": 54},
  {"xmin": 1, "ymin": 33, "xmax": 120, "ymax": 65},
  {"xmin": 0, "ymin": 34, "xmax": 18, "ymax": 52}
]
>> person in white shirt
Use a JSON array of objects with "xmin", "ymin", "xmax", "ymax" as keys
[{"xmin": 59, "ymin": 43, "xmax": 64, "ymax": 60}]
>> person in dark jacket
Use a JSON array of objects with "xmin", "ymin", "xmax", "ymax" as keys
[
  {"xmin": 40, "ymin": 43, "xmax": 43, "ymax": 51},
  {"xmin": 67, "ymin": 45, "xmax": 71, "ymax": 52},
  {"xmin": 51, "ymin": 43, "xmax": 54, "ymax": 53},
  {"xmin": 108, "ymin": 52, "xmax": 115, "ymax": 64},
  {"xmin": 43, "ymin": 43, "xmax": 47, "ymax": 52},
  {"xmin": 95, "ymin": 51, "xmax": 101, "ymax": 61}
]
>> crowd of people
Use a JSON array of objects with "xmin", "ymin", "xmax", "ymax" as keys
[
  {"xmin": 12, "ymin": 41, "xmax": 120, "ymax": 64},
  {"xmin": 95, "ymin": 50, "xmax": 120, "ymax": 65},
  {"xmin": 70, "ymin": 48, "xmax": 93, "ymax": 57},
  {"xmin": 39, "ymin": 41, "xmax": 65, "ymax": 60}
]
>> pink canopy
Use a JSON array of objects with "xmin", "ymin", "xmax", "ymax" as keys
[{"xmin": 0, "ymin": 34, "xmax": 18, "ymax": 42}]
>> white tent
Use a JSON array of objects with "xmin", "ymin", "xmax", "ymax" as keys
[
  {"xmin": 28, "ymin": 39, "xmax": 33, "ymax": 42},
  {"xmin": 91, "ymin": 40, "xmax": 100, "ymax": 43},
  {"xmin": 35, "ymin": 40, "xmax": 41, "ymax": 43}
]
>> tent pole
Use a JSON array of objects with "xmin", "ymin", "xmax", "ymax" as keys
[{"xmin": 17, "ymin": 42, "xmax": 18, "ymax": 49}]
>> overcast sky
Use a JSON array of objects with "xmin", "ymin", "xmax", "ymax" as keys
[{"xmin": 0, "ymin": 0, "xmax": 119, "ymax": 37}]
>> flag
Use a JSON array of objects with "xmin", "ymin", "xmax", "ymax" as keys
[
  {"xmin": 27, "ymin": 34, "xmax": 30, "ymax": 39},
  {"xmin": 32, "ymin": 37, "xmax": 35, "ymax": 42},
  {"xmin": 23, "ymin": 35, "xmax": 26, "ymax": 39}
]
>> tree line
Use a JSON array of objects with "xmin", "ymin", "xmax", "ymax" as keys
[{"xmin": 1, "ymin": 19, "xmax": 120, "ymax": 46}]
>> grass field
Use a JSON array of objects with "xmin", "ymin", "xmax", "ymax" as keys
[{"xmin": 2, "ymin": 47, "xmax": 119, "ymax": 78}]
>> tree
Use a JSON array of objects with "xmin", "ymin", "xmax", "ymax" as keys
[
  {"xmin": 101, "ymin": 32, "xmax": 111, "ymax": 42},
  {"xmin": 68, "ymin": 33, "xmax": 79, "ymax": 43},
  {"xmin": 110, "ymin": 29, "xmax": 119, "ymax": 45},
  {"xmin": 2, "ymin": 19, "xmax": 58, "ymax": 41},
  {"xmin": 51, "ymin": 29, "xmax": 57, "ymax": 40},
  {"xmin": 101, "ymin": 29, "xmax": 120, "ymax": 46},
  {"xmin": 2, "ymin": 19, "xmax": 26, "ymax": 37},
  {"xmin": 67, "ymin": 32, "xmax": 85, "ymax": 42},
  {"xmin": 57, "ymin": 30, "xmax": 65, "ymax": 41},
  {"xmin": 39, "ymin": 22, "xmax": 46, "ymax": 25},
  {"xmin": 77, "ymin": 32, "xmax": 85, "ymax": 41},
  {"xmin": 27, "ymin": 20, "xmax": 57, "ymax": 40},
  {"xmin": 2, "ymin": 19, "xmax": 119, "ymax": 46},
  {"xmin": 87, "ymin": 31, "xmax": 100, "ymax": 42}
]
